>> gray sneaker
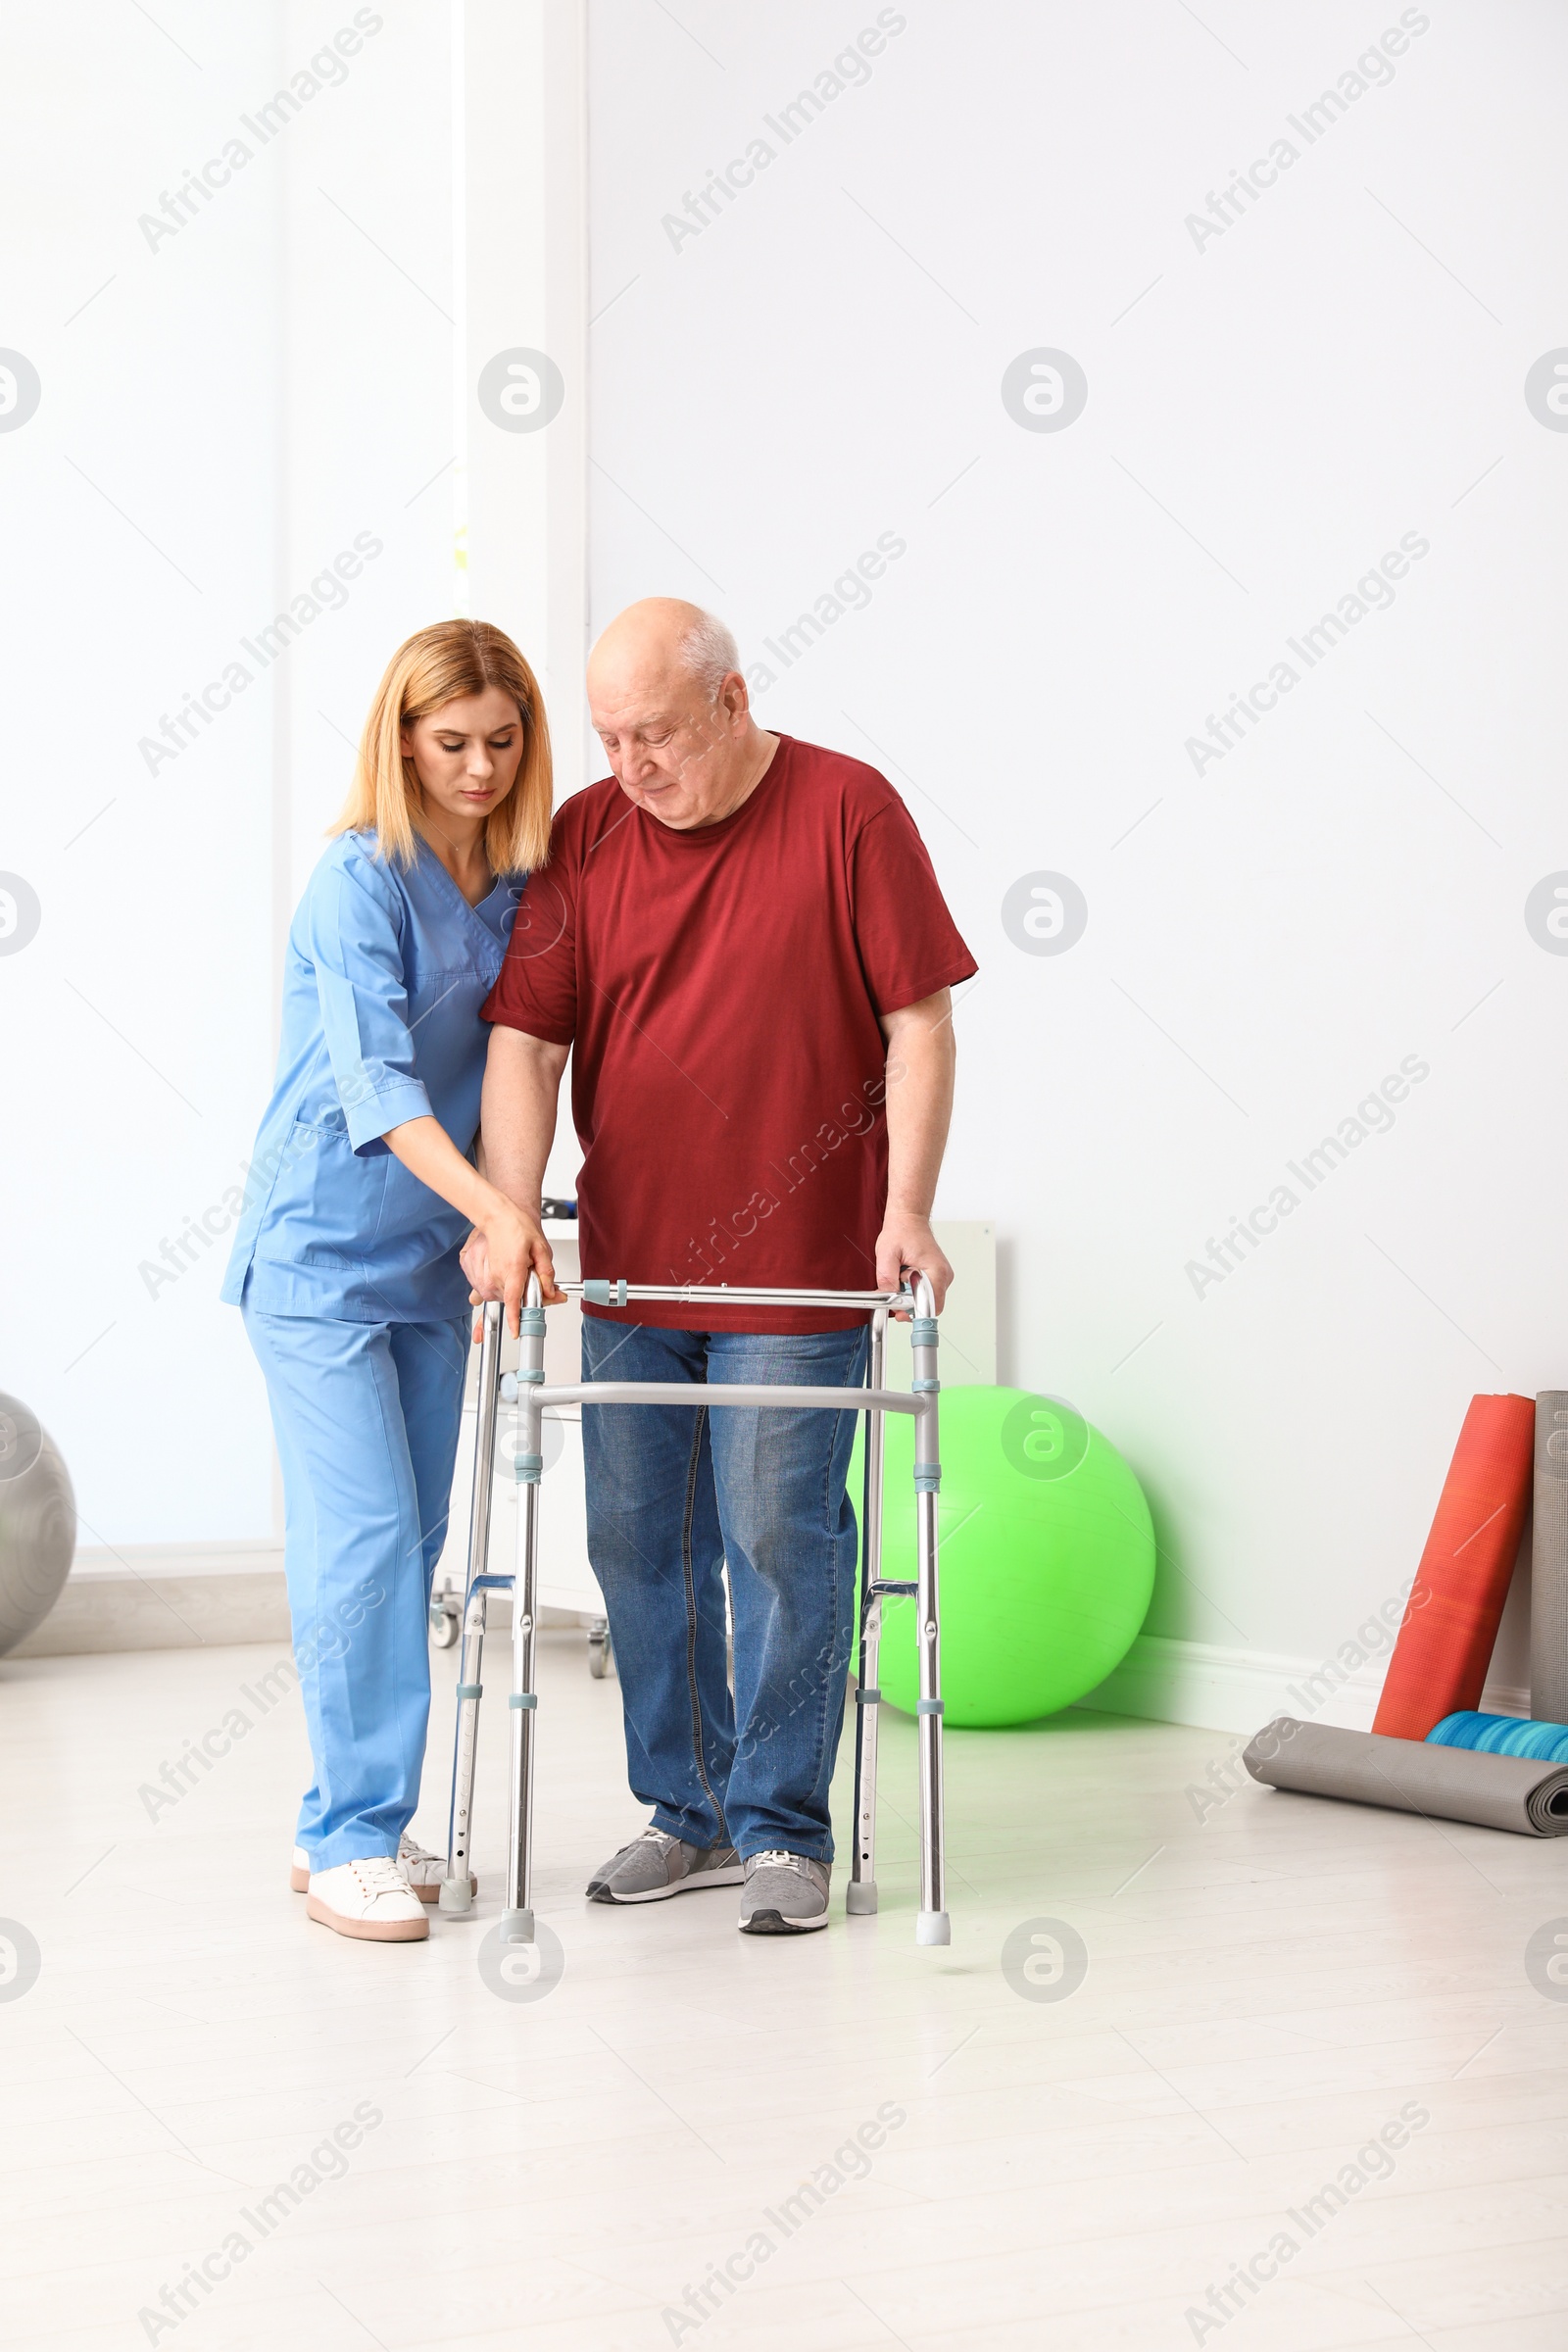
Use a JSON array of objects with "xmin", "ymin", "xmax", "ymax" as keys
[
  {"xmin": 738, "ymin": 1849, "xmax": 831, "ymax": 1935},
  {"xmin": 586, "ymin": 1825, "xmax": 743, "ymax": 1905}
]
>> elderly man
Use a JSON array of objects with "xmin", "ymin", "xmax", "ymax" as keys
[{"xmin": 469, "ymin": 598, "xmax": 975, "ymax": 1934}]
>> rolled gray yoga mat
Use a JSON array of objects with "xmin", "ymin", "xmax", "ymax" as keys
[
  {"xmin": 1244, "ymin": 1717, "xmax": 1568, "ymax": 1837},
  {"xmin": 1533, "ymin": 1393, "xmax": 1568, "ymax": 1724}
]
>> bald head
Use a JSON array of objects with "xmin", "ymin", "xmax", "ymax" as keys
[
  {"xmin": 587, "ymin": 598, "xmax": 775, "ymax": 832},
  {"xmin": 588, "ymin": 599, "xmax": 738, "ymax": 706}
]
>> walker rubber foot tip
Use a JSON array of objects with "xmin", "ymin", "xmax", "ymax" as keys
[
  {"xmin": 915, "ymin": 1910, "xmax": 951, "ymax": 1946},
  {"xmin": 499, "ymin": 1906, "xmax": 535, "ymax": 1944},
  {"xmin": 438, "ymin": 1877, "xmax": 473, "ymax": 1915},
  {"xmin": 846, "ymin": 1881, "xmax": 878, "ymax": 1915}
]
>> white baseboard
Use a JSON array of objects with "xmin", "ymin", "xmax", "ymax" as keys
[
  {"xmin": 12, "ymin": 1545, "xmax": 601, "ymax": 1659},
  {"xmin": 20, "ymin": 1564, "xmax": 1540, "ymax": 1722},
  {"xmin": 13, "ymin": 1568, "xmax": 291, "ymax": 1656},
  {"xmin": 72, "ymin": 1542, "xmax": 286, "ymax": 1582},
  {"xmin": 1074, "ymin": 1633, "xmax": 1530, "ymax": 1739}
]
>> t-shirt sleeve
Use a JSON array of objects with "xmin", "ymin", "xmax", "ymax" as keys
[
  {"xmin": 481, "ymin": 833, "xmax": 579, "ymax": 1045},
  {"xmin": 847, "ymin": 798, "xmax": 978, "ymax": 1015}
]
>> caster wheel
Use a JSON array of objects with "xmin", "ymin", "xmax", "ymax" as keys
[
  {"xmin": 430, "ymin": 1596, "xmax": 460, "ymax": 1649},
  {"xmin": 587, "ymin": 1620, "xmax": 613, "ymax": 1679}
]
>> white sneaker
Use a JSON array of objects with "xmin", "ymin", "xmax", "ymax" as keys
[
  {"xmin": 290, "ymin": 1835, "xmax": 475, "ymax": 1904},
  {"xmin": 398, "ymin": 1833, "xmax": 476, "ymax": 1904},
  {"xmin": 306, "ymin": 1855, "xmax": 429, "ymax": 1943}
]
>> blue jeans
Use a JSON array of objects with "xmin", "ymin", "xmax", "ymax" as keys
[
  {"xmin": 242, "ymin": 1298, "xmax": 467, "ymax": 1867},
  {"xmin": 580, "ymin": 1317, "xmax": 869, "ymax": 1862}
]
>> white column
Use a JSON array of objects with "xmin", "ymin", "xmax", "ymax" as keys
[{"xmin": 459, "ymin": 0, "xmax": 589, "ymax": 801}]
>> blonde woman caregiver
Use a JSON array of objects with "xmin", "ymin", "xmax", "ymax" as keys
[{"xmin": 224, "ymin": 620, "xmax": 560, "ymax": 1944}]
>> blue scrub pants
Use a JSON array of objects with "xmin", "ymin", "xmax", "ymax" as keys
[{"xmin": 243, "ymin": 1298, "xmax": 467, "ymax": 1869}]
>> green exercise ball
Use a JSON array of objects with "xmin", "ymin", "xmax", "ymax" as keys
[{"xmin": 852, "ymin": 1387, "xmax": 1154, "ymax": 1728}]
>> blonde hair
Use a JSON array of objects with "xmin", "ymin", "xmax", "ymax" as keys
[{"xmin": 332, "ymin": 620, "xmax": 553, "ymax": 873}]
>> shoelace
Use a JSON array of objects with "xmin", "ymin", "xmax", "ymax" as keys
[
  {"xmin": 350, "ymin": 1856, "xmax": 409, "ymax": 1901},
  {"xmin": 397, "ymin": 1834, "xmax": 440, "ymax": 1868},
  {"xmin": 749, "ymin": 1849, "xmax": 809, "ymax": 1876}
]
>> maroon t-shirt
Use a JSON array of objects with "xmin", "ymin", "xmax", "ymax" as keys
[{"xmin": 481, "ymin": 735, "xmax": 977, "ymax": 1331}]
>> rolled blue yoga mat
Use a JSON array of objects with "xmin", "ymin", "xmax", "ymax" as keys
[{"xmin": 1427, "ymin": 1710, "xmax": 1568, "ymax": 1762}]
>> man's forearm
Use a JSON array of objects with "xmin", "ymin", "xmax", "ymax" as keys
[
  {"xmin": 881, "ymin": 991, "xmax": 956, "ymax": 1215},
  {"xmin": 479, "ymin": 1027, "xmax": 569, "ymax": 1215}
]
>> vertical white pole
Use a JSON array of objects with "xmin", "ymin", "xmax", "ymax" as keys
[
  {"xmin": 449, "ymin": 0, "xmax": 469, "ymax": 616},
  {"xmin": 461, "ymin": 0, "xmax": 588, "ymax": 799}
]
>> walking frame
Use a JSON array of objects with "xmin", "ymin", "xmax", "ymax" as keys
[{"xmin": 440, "ymin": 1272, "xmax": 951, "ymax": 1947}]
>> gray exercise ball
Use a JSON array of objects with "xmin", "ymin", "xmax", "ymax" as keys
[{"xmin": 0, "ymin": 1394, "xmax": 75, "ymax": 1655}]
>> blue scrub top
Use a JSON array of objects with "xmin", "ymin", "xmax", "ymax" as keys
[{"xmin": 223, "ymin": 829, "xmax": 524, "ymax": 1322}]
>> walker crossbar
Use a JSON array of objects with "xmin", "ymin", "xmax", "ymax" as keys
[
  {"xmin": 513, "ymin": 1382, "xmax": 923, "ymax": 1417},
  {"xmin": 560, "ymin": 1281, "xmax": 917, "ymax": 1311},
  {"xmin": 440, "ymin": 1273, "xmax": 951, "ymax": 1948}
]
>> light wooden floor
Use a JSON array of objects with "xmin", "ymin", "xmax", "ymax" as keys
[{"xmin": 4, "ymin": 1631, "xmax": 1566, "ymax": 2350}]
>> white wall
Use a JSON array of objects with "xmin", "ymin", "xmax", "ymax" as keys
[
  {"xmin": 583, "ymin": 0, "xmax": 1568, "ymax": 1702},
  {"xmin": 2, "ymin": 2, "xmax": 459, "ymax": 1544},
  {"xmin": 9, "ymin": 1, "xmax": 1568, "ymax": 1729}
]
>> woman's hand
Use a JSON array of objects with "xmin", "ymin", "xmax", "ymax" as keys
[
  {"xmin": 460, "ymin": 1228, "xmax": 492, "ymax": 1307},
  {"xmin": 465, "ymin": 1203, "xmax": 564, "ymax": 1331},
  {"xmin": 383, "ymin": 1113, "xmax": 564, "ymax": 1334}
]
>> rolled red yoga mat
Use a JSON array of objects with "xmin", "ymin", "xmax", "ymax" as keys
[{"xmin": 1371, "ymin": 1393, "xmax": 1535, "ymax": 1740}]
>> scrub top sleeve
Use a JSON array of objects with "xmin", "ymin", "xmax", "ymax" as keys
[{"xmin": 307, "ymin": 857, "xmax": 435, "ymax": 1153}]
